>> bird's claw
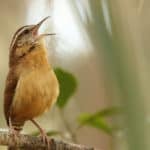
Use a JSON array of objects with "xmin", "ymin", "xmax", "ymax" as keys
[
  {"xmin": 8, "ymin": 127, "xmax": 20, "ymax": 149},
  {"xmin": 39, "ymin": 131, "xmax": 50, "ymax": 150},
  {"xmin": 9, "ymin": 127, "xmax": 18, "ymax": 138}
]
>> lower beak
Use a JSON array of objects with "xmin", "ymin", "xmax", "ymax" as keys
[{"xmin": 36, "ymin": 33, "xmax": 56, "ymax": 40}]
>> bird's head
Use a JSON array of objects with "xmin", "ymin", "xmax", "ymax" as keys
[{"xmin": 10, "ymin": 16, "xmax": 55, "ymax": 60}]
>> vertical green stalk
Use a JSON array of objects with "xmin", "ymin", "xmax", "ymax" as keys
[{"xmin": 70, "ymin": 0, "xmax": 148, "ymax": 149}]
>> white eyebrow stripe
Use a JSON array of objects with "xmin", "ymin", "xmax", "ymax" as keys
[{"xmin": 10, "ymin": 26, "xmax": 30, "ymax": 51}]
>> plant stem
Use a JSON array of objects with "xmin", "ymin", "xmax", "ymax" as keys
[{"xmin": 59, "ymin": 109, "xmax": 78, "ymax": 143}]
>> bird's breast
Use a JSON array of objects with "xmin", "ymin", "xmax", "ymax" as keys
[{"xmin": 12, "ymin": 67, "xmax": 59, "ymax": 121}]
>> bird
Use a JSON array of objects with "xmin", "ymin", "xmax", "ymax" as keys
[{"xmin": 4, "ymin": 16, "xmax": 59, "ymax": 149}]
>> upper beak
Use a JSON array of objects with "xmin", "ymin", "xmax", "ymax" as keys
[{"xmin": 32, "ymin": 16, "xmax": 50, "ymax": 35}]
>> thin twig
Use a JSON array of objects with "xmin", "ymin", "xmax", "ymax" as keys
[{"xmin": 59, "ymin": 109, "xmax": 78, "ymax": 143}]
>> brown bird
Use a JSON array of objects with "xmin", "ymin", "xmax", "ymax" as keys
[{"xmin": 4, "ymin": 17, "xmax": 59, "ymax": 149}]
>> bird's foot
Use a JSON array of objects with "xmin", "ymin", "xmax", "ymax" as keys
[
  {"xmin": 30, "ymin": 119, "xmax": 51, "ymax": 149},
  {"xmin": 10, "ymin": 127, "xmax": 19, "ymax": 136},
  {"xmin": 39, "ymin": 129, "xmax": 50, "ymax": 150},
  {"xmin": 8, "ymin": 117, "xmax": 19, "ymax": 138},
  {"xmin": 9, "ymin": 126, "xmax": 20, "ymax": 145}
]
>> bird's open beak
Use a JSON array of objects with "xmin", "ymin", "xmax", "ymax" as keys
[
  {"xmin": 32, "ymin": 16, "xmax": 55, "ymax": 38},
  {"xmin": 32, "ymin": 16, "xmax": 50, "ymax": 35}
]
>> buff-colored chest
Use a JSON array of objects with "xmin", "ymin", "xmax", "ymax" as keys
[
  {"xmin": 12, "ymin": 67, "xmax": 59, "ymax": 121},
  {"xmin": 10, "ymin": 43, "xmax": 59, "ymax": 122}
]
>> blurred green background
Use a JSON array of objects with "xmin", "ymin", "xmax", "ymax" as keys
[{"xmin": 0, "ymin": 0, "xmax": 149, "ymax": 150}]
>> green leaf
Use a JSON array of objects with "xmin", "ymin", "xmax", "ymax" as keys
[
  {"xmin": 47, "ymin": 131, "xmax": 62, "ymax": 136},
  {"xmin": 54, "ymin": 68, "xmax": 77, "ymax": 108},
  {"xmin": 31, "ymin": 130, "xmax": 61, "ymax": 136},
  {"xmin": 31, "ymin": 131, "xmax": 41, "ymax": 136},
  {"xmin": 78, "ymin": 113, "xmax": 112, "ymax": 134},
  {"xmin": 96, "ymin": 107, "xmax": 121, "ymax": 117},
  {"xmin": 77, "ymin": 107, "xmax": 120, "ymax": 134}
]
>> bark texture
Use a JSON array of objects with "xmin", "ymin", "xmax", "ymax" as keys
[{"xmin": 0, "ymin": 130, "xmax": 94, "ymax": 150}]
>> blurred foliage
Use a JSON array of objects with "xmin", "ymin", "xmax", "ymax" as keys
[
  {"xmin": 53, "ymin": 68, "xmax": 119, "ymax": 137},
  {"xmin": 78, "ymin": 113, "xmax": 112, "ymax": 134},
  {"xmin": 54, "ymin": 68, "xmax": 77, "ymax": 108},
  {"xmin": 78, "ymin": 107, "xmax": 120, "ymax": 134},
  {"xmin": 54, "ymin": 67, "xmax": 121, "ymax": 137},
  {"xmin": 32, "ymin": 130, "xmax": 61, "ymax": 137},
  {"xmin": 94, "ymin": 107, "xmax": 121, "ymax": 117},
  {"xmin": 69, "ymin": 0, "xmax": 148, "ymax": 149}
]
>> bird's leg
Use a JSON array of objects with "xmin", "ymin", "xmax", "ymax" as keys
[
  {"xmin": 8, "ymin": 117, "xmax": 20, "ymax": 147},
  {"xmin": 30, "ymin": 119, "xmax": 50, "ymax": 149},
  {"xmin": 9, "ymin": 117, "xmax": 19, "ymax": 136}
]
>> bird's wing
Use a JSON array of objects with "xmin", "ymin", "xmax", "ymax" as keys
[{"xmin": 4, "ymin": 67, "xmax": 19, "ymax": 125}]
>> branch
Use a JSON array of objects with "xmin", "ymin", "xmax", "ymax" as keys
[{"xmin": 0, "ymin": 130, "xmax": 94, "ymax": 150}]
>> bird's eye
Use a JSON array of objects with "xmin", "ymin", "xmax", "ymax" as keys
[{"xmin": 24, "ymin": 29, "xmax": 29, "ymax": 34}]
